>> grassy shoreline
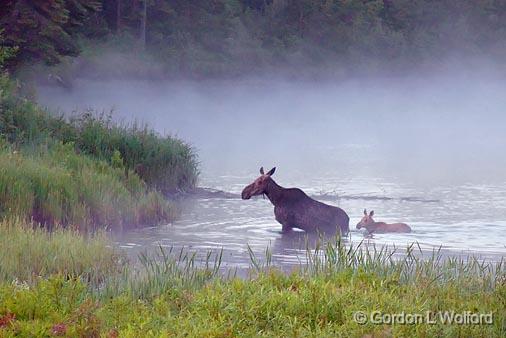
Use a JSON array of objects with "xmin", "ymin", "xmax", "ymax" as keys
[
  {"xmin": 1, "ymin": 73, "xmax": 198, "ymax": 231},
  {"xmin": 0, "ymin": 233, "xmax": 504, "ymax": 336},
  {"xmin": 0, "ymin": 219, "xmax": 123, "ymax": 286},
  {"xmin": 0, "ymin": 143, "xmax": 177, "ymax": 231}
]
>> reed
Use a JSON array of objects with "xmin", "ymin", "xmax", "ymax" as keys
[
  {"xmin": 0, "ymin": 142, "xmax": 176, "ymax": 231},
  {"xmin": 0, "ymin": 239, "xmax": 504, "ymax": 336},
  {"xmin": 0, "ymin": 74, "xmax": 199, "ymax": 194},
  {"xmin": 98, "ymin": 246, "xmax": 224, "ymax": 300},
  {"xmin": 246, "ymin": 237, "xmax": 505, "ymax": 291},
  {"xmin": 300, "ymin": 238, "xmax": 505, "ymax": 290},
  {"xmin": 55, "ymin": 111, "xmax": 199, "ymax": 194},
  {"xmin": 0, "ymin": 218, "xmax": 123, "ymax": 286}
]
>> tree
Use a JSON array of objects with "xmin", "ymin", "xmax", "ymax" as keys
[
  {"xmin": 139, "ymin": 0, "xmax": 147, "ymax": 48},
  {"xmin": 0, "ymin": 0, "xmax": 101, "ymax": 69},
  {"xmin": 0, "ymin": 29, "xmax": 18, "ymax": 70},
  {"xmin": 116, "ymin": 0, "xmax": 122, "ymax": 32}
]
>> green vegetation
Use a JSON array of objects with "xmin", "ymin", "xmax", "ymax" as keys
[
  {"xmin": 0, "ymin": 70, "xmax": 198, "ymax": 230},
  {"xmin": 0, "ymin": 219, "xmax": 122, "ymax": 286},
  {"xmin": 0, "ymin": 143, "xmax": 175, "ymax": 231},
  {"xmin": 2, "ymin": 1, "xmax": 506, "ymax": 77},
  {"xmin": 0, "ymin": 74, "xmax": 198, "ymax": 194},
  {"xmin": 59, "ymin": 112, "xmax": 199, "ymax": 194},
  {"xmin": 0, "ymin": 239, "xmax": 504, "ymax": 337},
  {"xmin": 0, "ymin": 1, "xmax": 102, "ymax": 67}
]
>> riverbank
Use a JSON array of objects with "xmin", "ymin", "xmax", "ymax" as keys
[
  {"xmin": 0, "ymin": 232, "xmax": 504, "ymax": 337},
  {"xmin": 0, "ymin": 73, "xmax": 198, "ymax": 231},
  {"xmin": 0, "ymin": 219, "xmax": 122, "ymax": 285}
]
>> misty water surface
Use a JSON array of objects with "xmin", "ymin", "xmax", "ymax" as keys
[{"xmin": 37, "ymin": 75, "xmax": 506, "ymax": 268}]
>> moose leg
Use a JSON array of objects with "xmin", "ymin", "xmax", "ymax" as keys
[
  {"xmin": 336, "ymin": 214, "xmax": 350, "ymax": 236},
  {"xmin": 275, "ymin": 207, "xmax": 293, "ymax": 233},
  {"xmin": 281, "ymin": 223, "xmax": 293, "ymax": 233}
]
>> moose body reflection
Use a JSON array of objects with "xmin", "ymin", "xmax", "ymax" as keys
[{"xmin": 241, "ymin": 167, "xmax": 350, "ymax": 235}]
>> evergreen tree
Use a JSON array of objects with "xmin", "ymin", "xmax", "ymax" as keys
[{"xmin": 0, "ymin": 0, "xmax": 101, "ymax": 68}]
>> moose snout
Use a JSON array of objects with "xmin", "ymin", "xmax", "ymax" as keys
[{"xmin": 241, "ymin": 186, "xmax": 252, "ymax": 200}]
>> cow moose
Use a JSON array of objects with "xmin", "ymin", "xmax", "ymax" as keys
[{"xmin": 241, "ymin": 167, "xmax": 350, "ymax": 236}]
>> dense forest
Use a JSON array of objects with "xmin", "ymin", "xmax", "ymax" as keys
[{"xmin": 2, "ymin": 0, "xmax": 506, "ymax": 78}]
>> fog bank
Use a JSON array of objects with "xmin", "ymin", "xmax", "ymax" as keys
[{"xmin": 37, "ymin": 72, "xmax": 506, "ymax": 187}]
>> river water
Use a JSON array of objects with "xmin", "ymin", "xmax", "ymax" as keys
[{"xmin": 37, "ymin": 76, "xmax": 506, "ymax": 268}]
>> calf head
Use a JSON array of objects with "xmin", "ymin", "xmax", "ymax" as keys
[
  {"xmin": 241, "ymin": 167, "xmax": 276, "ymax": 200},
  {"xmin": 356, "ymin": 209, "xmax": 375, "ymax": 229}
]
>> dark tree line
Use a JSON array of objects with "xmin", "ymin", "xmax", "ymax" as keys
[
  {"xmin": 1, "ymin": 0, "xmax": 506, "ymax": 74},
  {"xmin": 1, "ymin": 1, "xmax": 103, "ymax": 67}
]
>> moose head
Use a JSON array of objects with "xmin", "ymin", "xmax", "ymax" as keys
[
  {"xmin": 241, "ymin": 167, "xmax": 276, "ymax": 200},
  {"xmin": 356, "ymin": 209, "xmax": 375, "ymax": 229}
]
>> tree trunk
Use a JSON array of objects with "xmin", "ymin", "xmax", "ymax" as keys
[
  {"xmin": 139, "ymin": 0, "xmax": 147, "ymax": 49},
  {"xmin": 116, "ymin": 0, "xmax": 121, "ymax": 33},
  {"xmin": 298, "ymin": 9, "xmax": 304, "ymax": 37}
]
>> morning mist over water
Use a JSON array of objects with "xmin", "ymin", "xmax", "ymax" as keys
[
  {"xmin": 37, "ymin": 74, "xmax": 506, "ymax": 181},
  {"xmin": 37, "ymin": 72, "xmax": 506, "ymax": 261}
]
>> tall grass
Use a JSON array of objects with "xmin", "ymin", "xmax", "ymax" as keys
[
  {"xmin": 58, "ymin": 111, "xmax": 199, "ymax": 194},
  {"xmin": 0, "ymin": 72, "xmax": 197, "ymax": 230},
  {"xmin": 0, "ymin": 218, "xmax": 123, "ymax": 285},
  {"xmin": 96, "ymin": 238, "xmax": 505, "ymax": 302},
  {"xmin": 0, "ymin": 142, "xmax": 176, "ymax": 231},
  {"xmin": 299, "ymin": 238, "xmax": 505, "ymax": 290},
  {"xmin": 99, "ymin": 246, "xmax": 224, "ymax": 300},
  {"xmin": 0, "ymin": 238, "xmax": 504, "ymax": 337},
  {"xmin": 0, "ymin": 74, "xmax": 199, "ymax": 193}
]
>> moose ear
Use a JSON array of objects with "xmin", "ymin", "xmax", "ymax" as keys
[
  {"xmin": 260, "ymin": 167, "xmax": 264, "ymax": 175},
  {"xmin": 364, "ymin": 209, "xmax": 367, "ymax": 215},
  {"xmin": 369, "ymin": 210, "xmax": 374, "ymax": 217},
  {"xmin": 266, "ymin": 167, "xmax": 276, "ymax": 176}
]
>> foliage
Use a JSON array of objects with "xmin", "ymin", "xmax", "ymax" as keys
[
  {"xmin": 0, "ymin": 0, "xmax": 102, "ymax": 68},
  {"xmin": 0, "ymin": 218, "xmax": 123, "ymax": 285},
  {"xmin": 59, "ymin": 111, "xmax": 199, "ymax": 194},
  {"xmin": 0, "ymin": 73, "xmax": 196, "ymax": 230},
  {"xmin": 3, "ymin": 0, "xmax": 506, "ymax": 76},
  {"xmin": 0, "ymin": 74, "xmax": 198, "ymax": 193},
  {"xmin": 99, "ymin": 246, "xmax": 224, "ymax": 301},
  {"xmin": 0, "ymin": 142, "xmax": 175, "ymax": 231},
  {"xmin": 0, "ymin": 238, "xmax": 504, "ymax": 337},
  {"xmin": 0, "ymin": 30, "xmax": 18, "ymax": 70}
]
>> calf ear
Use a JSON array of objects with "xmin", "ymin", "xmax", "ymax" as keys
[
  {"xmin": 369, "ymin": 210, "xmax": 374, "ymax": 217},
  {"xmin": 266, "ymin": 167, "xmax": 276, "ymax": 176},
  {"xmin": 260, "ymin": 167, "xmax": 264, "ymax": 175},
  {"xmin": 364, "ymin": 209, "xmax": 367, "ymax": 215}
]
